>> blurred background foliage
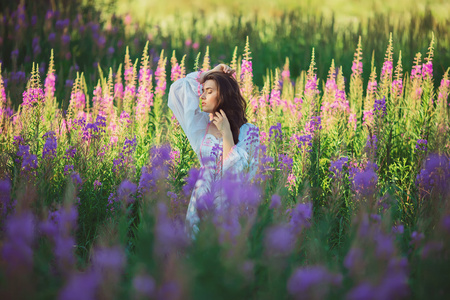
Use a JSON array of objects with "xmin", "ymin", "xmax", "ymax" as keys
[{"xmin": 0, "ymin": 0, "xmax": 449, "ymax": 108}]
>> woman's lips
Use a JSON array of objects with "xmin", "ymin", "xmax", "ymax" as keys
[{"xmin": 202, "ymin": 102, "xmax": 206, "ymax": 106}]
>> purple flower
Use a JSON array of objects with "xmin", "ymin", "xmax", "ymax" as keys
[
  {"xmin": 22, "ymin": 87, "xmax": 45, "ymax": 107},
  {"xmin": 278, "ymin": 154, "xmax": 293, "ymax": 172},
  {"xmin": 365, "ymin": 134, "xmax": 378, "ymax": 152},
  {"xmin": 61, "ymin": 34, "xmax": 70, "ymax": 46},
  {"xmin": 326, "ymin": 76, "xmax": 338, "ymax": 93},
  {"xmin": 344, "ymin": 247, "xmax": 364, "ymax": 272},
  {"xmin": 119, "ymin": 111, "xmax": 130, "ymax": 124},
  {"xmin": 133, "ymin": 274, "xmax": 155, "ymax": 297},
  {"xmin": 56, "ymin": 18, "xmax": 70, "ymax": 30},
  {"xmin": 69, "ymin": 89, "xmax": 86, "ymax": 111},
  {"xmin": 441, "ymin": 214, "xmax": 450, "ymax": 234},
  {"xmin": 11, "ymin": 71, "xmax": 26, "ymax": 83},
  {"xmin": 17, "ymin": 144, "xmax": 30, "ymax": 157},
  {"xmin": 410, "ymin": 231, "xmax": 425, "ymax": 248},
  {"xmin": 305, "ymin": 75, "xmax": 320, "ymax": 97},
  {"xmin": 1, "ymin": 211, "xmax": 35, "ymax": 271},
  {"xmin": 114, "ymin": 82, "xmax": 124, "ymax": 99},
  {"xmin": 155, "ymin": 202, "xmax": 188, "ymax": 255},
  {"xmin": 381, "ymin": 61, "xmax": 393, "ymax": 79},
  {"xmin": 48, "ymin": 32, "xmax": 56, "ymax": 43},
  {"xmin": 64, "ymin": 165, "xmax": 74, "ymax": 176},
  {"xmin": 183, "ymin": 168, "xmax": 200, "ymax": 197},
  {"xmin": 196, "ymin": 191, "xmax": 215, "ymax": 213},
  {"xmin": 41, "ymin": 206, "xmax": 78, "ymax": 239},
  {"xmin": 352, "ymin": 162, "xmax": 378, "ymax": 196},
  {"xmin": 422, "ymin": 62, "xmax": 433, "ymax": 79},
  {"xmin": 42, "ymin": 131, "xmax": 57, "ymax": 159},
  {"xmin": 293, "ymin": 134, "xmax": 313, "ymax": 151},
  {"xmin": 11, "ymin": 49, "xmax": 19, "ymax": 59},
  {"xmin": 264, "ymin": 224, "xmax": 296, "ymax": 256},
  {"xmin": 30, "ymin": 15, "xmax": 37, "ymax": 26},
  {"xmin": 270, "ymin": 194, "xmax": 281, "ymax": 209},
  {"xmin": 54, "ymin": 235, "xmax": 76, "ymax": 267},
  {"xmin": 117, "ymin": 180, "xmax": 137, "ymax": 203},
  {"xmin": 0, "ymin": 179, "xmax": 12, "ymax": 216},
  {"xmin": 281, "ymin": 69, "xmax": 290, "ymax": 80},
  {"xmin": 71, "ymin": 172, "xmax": 82, "ymax": 187},
  {"xmin": 411, "ymin": 64, "xmax": 422, "ymax": 80},
  {"xmin": 241, "ymin": 59, "xmax": 253, "ymax": 80},
  {"xmin": 346, "ymin": 282, "xmax": 376, "ymax": 300},
  {"xmin": 22, "ymin": 154, "xmax": 38, "ymax": 171},
  {"xmin": 421, "ymin": 241, "xmax": 444, "ymax": 259},
  {"xmin": 138, "ymin": 167, "xmax": 157, "ymax": 195},
  {"xmin": 374, "ymin": 232, "xmax": 395, "ymax": 259},
  {"xmin": 155, "ymin": 56, "xmax": 167, "ymax": 97},
  {"xmin": 65, "ymin": 79, "xmax": 74, "ymax": 87},
  {"xmin": 92, "ymin": 246, "xmax": 126, "ymax": 273},
  {"xmin": 329, "ymin": 157, "xmax": 349, "ymax": 178},
  {"xmin": 373, "ymin": 97, "xmax": 386, "ymax": 118},
  {"xmin": 45, "ymin": 72, "xmax": 56, "ymax": 99},
  {"xmin": 392, "ymin": 224, "xmax": 404, "ymax": 234},
  {"xmin": 157, "ymin": 280, "xmax": 182, "ymax": 300},
  {"xmin": 269, "ymin": 123, "xmax": 282, "ymax": 141},
  {"xmin": 170, "ymin": 63, "xmax": 182, "ymax": 82},
  {"xmin": 416, "ymin": 154, "xmax": 450, "ymax": 198},
  {"xmin": 94, "ymin": 180, "xmax": 102, "ymax": 189},
  {"xmin": 289, "ymin": 202, "xmax": 312, "ymax": 234},
  {"xmin": 136, "ymin": 145, "xmax": 172, "ymax": 190},
  {"xmin": 367, "ymin": 79, "xmax": 377, "ymax": 95},
  {"xmin": 391, "ymin": 79, "xmax": 403, "ymax": 97},
  {"xmin": 307, "ymin": 116, "xmax": 322, "ymax": 133},
  {"xmin": 376, "ymin": 270, "xmax": 410, "ymax": 299},
  {"xmin": 58, "ymin": 271, "xmax": 100, "ymax": 300},
  {"xmin": 287, "ymin": 265, "xmax": 342, "ymax": 299},
  {"xmin": 415, "ymin": 139, "xmax": 428, "ymax": 152},
  {"xmin": 123, "ymin": 136, "xmax": 137, "ymax": 155},
  {"xmin": 352, "ymin": 61, "xmax": 363, "ymax": 76}
]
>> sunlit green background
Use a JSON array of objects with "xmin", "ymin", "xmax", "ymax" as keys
[{"xmin": 112, "ymin": 0, "xmax": 450, "ymax": 24}]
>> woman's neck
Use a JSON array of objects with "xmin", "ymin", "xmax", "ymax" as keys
[{"xmin": 207, "ymin": 122, "xmax": 223, "ymax": 138}]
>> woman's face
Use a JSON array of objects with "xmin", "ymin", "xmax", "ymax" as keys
[{"xmin": 200, "ymin": 79, "xmax": 219, "ymax": 114}]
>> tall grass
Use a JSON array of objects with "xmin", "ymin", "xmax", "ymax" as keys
[{"xmin": 1, "ymin": 1, "xmax": 449, "ymax": 107}]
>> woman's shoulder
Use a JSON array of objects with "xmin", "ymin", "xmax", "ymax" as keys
[
  {"xmin": 240, "ymin": 122, "xmax": 259, "ymax": 131},
  {"xmin": 239, "ymin": 123, "xmax": 260, "ymax": 140}
]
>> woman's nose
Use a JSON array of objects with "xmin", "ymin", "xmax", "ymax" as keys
[{"xmin": 200, "ymin": 93, "xmax": 206, "ymax": 99}]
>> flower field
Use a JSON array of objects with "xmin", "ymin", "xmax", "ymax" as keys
[{"xmin": 1, "ymin": 1, "xmax": 450, "ymax": 299}]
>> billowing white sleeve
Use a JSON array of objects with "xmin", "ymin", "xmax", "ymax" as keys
[
  {"xmin": 223, "ymin": 123, "xmax": 260, "ymax": 180},
  {"xmin": 168, "ymin": 72, "xmax": 209, "ymax": 155}
]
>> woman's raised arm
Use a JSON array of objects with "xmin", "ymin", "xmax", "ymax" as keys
[{"xmin": 168, "ymin": 72, "xmax": 209, "ymax": 155}]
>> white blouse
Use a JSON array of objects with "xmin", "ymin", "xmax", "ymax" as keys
[{"xmin": 168, "ymin": 71, "xmax": 260, "ymax": 231}]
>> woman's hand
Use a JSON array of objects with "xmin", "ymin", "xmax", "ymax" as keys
[
  {"xmin": 211, "ymin": 109, "xmax": 235, "ymax": 160},
  {"xmin": 212, "ymin": 64, "xmax": 235, "ymax": 74},
  {"xmin": 210, "ymin": 109, "xmax": 231, "ymax": 136},
  {"xmin": 199, "ymin": 64, "xmax": 235, "ymax": 83}
]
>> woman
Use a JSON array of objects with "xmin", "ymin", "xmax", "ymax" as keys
[{"xmin": 168, "ymin": 64, "xmax": 260, "ymax": 233}]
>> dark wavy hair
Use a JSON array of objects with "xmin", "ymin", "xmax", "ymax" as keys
[{"xmin": 203, "ymin": 72, "xmax": 248, "ymax": 145}]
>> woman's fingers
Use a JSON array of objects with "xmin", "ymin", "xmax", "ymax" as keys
[
  {"xmin": 216, "ymin": 64, "xmax": 233, "ymax": 74},
  {"xmin": 219, "ymin": 109, "xmax": 227, "ymax": 118}
]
